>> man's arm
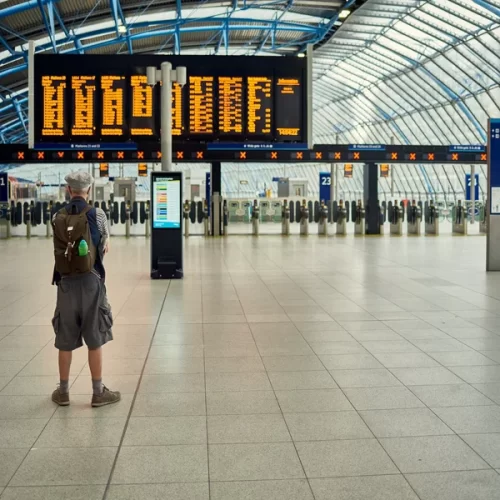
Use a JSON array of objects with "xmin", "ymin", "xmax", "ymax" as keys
[{"xmin": 95, "ymin": 207, "xmax": 110, "ymax": 253}]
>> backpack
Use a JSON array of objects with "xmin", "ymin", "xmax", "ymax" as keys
[{"xmin": 53, "ymin": 204, "xmax": 96, "ymax": 276}]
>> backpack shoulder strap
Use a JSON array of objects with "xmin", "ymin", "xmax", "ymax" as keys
[{"xmin": 81, "ymin": 205, "xmax": 92, "ymax": 216}]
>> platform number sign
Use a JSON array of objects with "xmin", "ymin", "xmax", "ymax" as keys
[
  {"xmin": 465, "ymin": 174, "xmax": 479, "ymax": 201},
  {"xmin": 319, "ymin": 172, "xmax": 331, "ymax": 202},
  {"xmin": 0, "ymin": 173, "xmax": 8, "ymax": 203}
]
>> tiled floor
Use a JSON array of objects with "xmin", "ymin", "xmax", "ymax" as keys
[{"xmin": 1, "ymin": 233, "xmax": 500, "ymax": 499}]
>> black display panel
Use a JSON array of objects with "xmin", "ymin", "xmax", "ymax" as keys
[{"xmin": 34, "ymin": 54, "xmax": 307, "ymax": 144}]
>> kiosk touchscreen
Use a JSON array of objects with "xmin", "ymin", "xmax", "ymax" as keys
[{"xmin": 150, "ymin": 172, "xmax": 183, "ymax": 279}]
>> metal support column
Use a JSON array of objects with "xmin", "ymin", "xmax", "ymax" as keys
[
  {"xmin": 487, "ymin": 118, "xmax": 500, "ymax": 271},
  {"xmin": 470, "ymin": 165, "xmax": 476, "ymax": 225},
  {"xmin": 364, "ymin": 162, "xmax": 380, "ymax": 235},
  {"xmin": 211, "ymin": 162, "xmax": 222, "ymax": 237}
]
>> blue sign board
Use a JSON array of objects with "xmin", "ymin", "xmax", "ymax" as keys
[
  {"xmin": 207, "ymin": 143, "xmax": 309, "ymax": 151},
  {"xmin": 490, "ymin": 119, "xmax": 500, "ymax": 215},
  {"xmin": 0, "ymin": 173, "xmax": 8, "ymax": 203},
  {"xmin": 465, "ymin": 174, "xmax": 480, "ymax": 201},
  {"xmin": 319, "ymin": 172, "xmax": 331, "ymax": 202},
  {"xmin": 34, "ymin": 143, "xmax": 138, "ymax": 151},
  {"xmin": 206, "ymin": 172, "xmax": 211, "ymax": 216},
  {"xmin": 348, "ymin": 144, "xmax": 385, "ymax": 151},
  {"xmin": 450, "ymin": 145, "xmax": 485, "ymax": 153}
]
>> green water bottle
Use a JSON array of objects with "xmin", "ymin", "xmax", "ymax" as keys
[{"xmin": 78, "ymin": 239, "xmax": 89, "ymax": 257}]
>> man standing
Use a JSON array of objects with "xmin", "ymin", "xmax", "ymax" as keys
[{"xmin": 51, "ymin": 170, "xmax": 120, "ymax": 407}]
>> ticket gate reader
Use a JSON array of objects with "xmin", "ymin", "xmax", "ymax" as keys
[
  {"xmin": 354, "ymin": 201, "xmax": 365, "ymax": 235},
  {"xmin": 223, "ymin": 200, "xmax": 229, "ymax": 236},
  {"xmin": 425, "ymin": 200, "xmax": 439, "ymax": 236},
  {"xmin": 252, "ymin": 200, "xmax": 259, "ymax": 236},
  {"xmin": 300, "ymin": 200, "xmax": 309, "ymax": 236},
  {"xmin": 318, "ymin": 201, "xmax": 328, "ymax": 236},
  {"xmin": 407, "ymin": 200, "xmax": 422, "ymax": 236},
  {"xmin": 452, "ymin": 200, "xmax": 468, "ymax": 235},
  {"xmin": 183, "ymin": 200, "xmax": 191, "ymax": 238},
  {"xmin": 282, "ymin": 200, "xmax": 290, "ymax": 235},
  {"xmin": 389, "ymin": 200, "xmax": 403, "ymax": 236},
  {"xmin": 480, "ymin": 203, "xmax": 487, "ymax": 234},
  {"xmin": 203, "ymin": 200, "xmax": 209, "ymax": 236},
  {"xmin": 336, "ymin": 200, "xmax": 347, "ymax": 235}
]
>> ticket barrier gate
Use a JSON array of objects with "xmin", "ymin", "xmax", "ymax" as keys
[
  {"xmin": 252, "ymin": 200, "xmax": 260, "ymax": 236},
  {"xmin": 318, "ymin": 201, "xmax": 329, "ymax": 236},
  {"xmin": 229, "ymin": 201, "xmax": 242, "ymax": 223},
  {"xmin": 223, "ymin": 200, "xmax": 229, "ymax": 236},
  {"xmin": 480, "ymin": 203, "xmax": 487, "ymax": 234},
  {"xmin": 0, "ymin": 204, "xmax": 11, "ymax": 239},
  {"xmin": 183, "ymin": 200, "xmax": 191, "ymax": 238},
  {"xmin": 260, "ymin": 201, "xmax": 271, "ymax": 222},
  {"xmin": 299, "ymin": 200, "xmax": 309, "ymax": 236},
  {"xmin": 425, "ymin": 201, "xmax": 439, "ymax": 235},
  {"xmin": 282, "ymin": 200, "xmax": 290, "ymax": 235},
  {"xmin": 389, "ymin": 201, "xmax": 403, "ymax": 236},
  {"xmin": 45, "ymin": 201, "xmax": 53, "ymax": 238},
  {"xmin": 124, "ymin": 201, "xmax": 132, "ymax": 238},
  {"xmin": 407, "ymin": 201, "xmax": 422, "ymax": 236},
  {"xmin": 452, "ymin": 200, "xmax": 467, "ymax": 235},
  {"xmin": 203, "ymin": 200, "xmax": 209, "ymax": 236},
  {"xmin": 332, "ymin": 200, "xmax": 347, "ymax": 235},
  {"xmin": 354, "ymin": 201, "xmax": 365, "ymax": 235},
  {"xmin": 145, "ymin": 201, "xmax": 150, "ymax": 238}
]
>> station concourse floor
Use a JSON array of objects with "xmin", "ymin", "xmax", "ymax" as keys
[{"xmin": 1, "ymin": 233, "xmax": 500, "ymax": 499}]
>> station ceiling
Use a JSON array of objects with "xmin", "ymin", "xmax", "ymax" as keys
[{"xmin": 0, "ymin": 0, "xmax": 498, "ymax": 148}]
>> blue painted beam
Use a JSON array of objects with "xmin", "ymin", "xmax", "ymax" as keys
[
  {"xmin": 0, "ymin": 0, "xmax": 59, "ymax": 19},
  {"xmin": 472, "ymin": 0, "xmax": 500, "ymax": 17}
]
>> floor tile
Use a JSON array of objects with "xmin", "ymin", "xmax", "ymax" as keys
[
  {"xmin": 123, "ymin": 416, "xmax": 206, "ymax": 446},
  {"xmin": 106, "ymin": 483, "xmax": 209, "ymax": 500},
  {"xmin": 0, "ymin": 376, "xmax": 74, "ymax": 396},
  {"xmin": 268, "ymin": 371, "xmax": 337, "ymax": 390},
  {"xmin": 344, "ymin": 386, "xmax": 425, "ymax": 410},
  {"xmin": 70, "ymin": 375, "xmax": 139, "ymax": 395},
  {"xmin": 275, "ymin": 389, "xmax": 353, "ymax": 413},
  {"xmin": 34, "ymin": 417, "xmax": 126, "ymax": 448},
  {"xmin": 460, "ymin": 433, "xmax": 500, "ymax": 468},
  {"xmin": 207, "ymin": 391, "xmax": 280, "ymax": 415},
  {"xmin": 148, "ymin": 345, "xmax": 204, "ymax": 358},
  {"xmin": 319, "ymin": 354, "xmax": 383, "ymax": 370},
  {"xmin": 144, "ymin": 357, "xmax": 204, "ymax": 374},
  {"xmin": 0, "ymin": 360, "xmax": 26, "ymax": 377},
  {"xmin": 210, "ymin": 480, "xmax": 313, "ymax": 500},
  {"xmin": 405, "ymin": 470, "xmax": 500, "ymax": 500},
  {"xmin": 432, "ymin": 405, "xmax": 500, "ymax": 433},
  {"xmin": 296, "ymin": 439, "xmax": 398, "ymax": 478},
  {"xmin": 448, "ymin": 365, "xmax": 500, "ymax": 384},
  {"xmin": 0, "ymin": 396, "xmax": 57, "ymax": 419},
  {"xmin": 206, "ymin": 372, "xmax": 271, "ymax": 392},
  {"xmin": 0, "ymin": 419, "xmax": 48, "ymax": 448},
  {"xmin": 208, "ymin": 414, "xmax": 290, "ymax": 443},
  {"xmin": 139, "ymin": 373, "xmax": 205, "ymax": 393},
  {"xmin": 261, "ymin": 356, "xmax": 324, "ymax": 371},
  {"xmin": 361, "ymin": 340, "xmax": 420, "ymax": 353},
  {"xmin": 0, "ymin": 486, "xmax": 106, "ymax": 500},
  {"xmin": 10, "ymin": 447, "xmax": 117, "ymax": 486},
  {"xmin": 0, "ymin": 449, "xmax": 29, "ymax": 486},
  {"xmin": 205, "ymin": 357, "xmax": 265, "ymax": 373},
  {"xmin": 331, "ymin": 369, "xmax": 402, "ymax": 388},
  {"xmin": 209, "ymin": 443, "xmax": 304, "ymax": 481},
  {"xmin": 359, "ymin": 408, "xmax": 453, "ymax": 438},
  {"xmin": 132, "ymin": 392, "xmax": 206, "ymax": 417},
  {"xmin": 302, "ymin": 331, "xmax": 354, "ymax": 343},
  {"xmin": 429, "ymin": 351, "xmax": 498, "ymax": 367},
  {"xmin": 373, "ymin": 352, "xmax": 439, "ymax": 368},
  {"xmin": 380, "ymin": 435, "xmax": 489, "ymax": 473},
  {"xmin": 111, "ymin": 445, "xmax": 208, "ymax": 484},
  {"xmin": 472, "ymin": 383, "xmax": 500, "ymax": 404},
  {"xmin": 310, "ymin": 475, "xmax": 419, "ymax": 500},
  {"xmin": 257, "ymin": 342, "xmax": 314, "ymax": 357},
  {"xmin": 410, "ymin": 339, "xmax": 472, "ymax": 353},
  {"xmin": 410, "ymin": 384, "xmax": 496, "ymax": 407},
  {"xmin": 284, "ymin": 411, "xmax": 372, "ymax": 441},
  {"xmin": 390, "ymin": 367, "xmax": 464, "ymax": 386}
]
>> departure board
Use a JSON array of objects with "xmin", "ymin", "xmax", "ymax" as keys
[
  {"xmin": 219, "ymin": 77, "xmax": 243, "ymax": 134},
  {"xmin": 101, "ymin": 75, "xmax": 126, "ymax": 136},
  {"xmin": 275, "ymin": 78, "xmax": 302, "ymax": 138},
  {"xmin": 35, "ymin": 54, "xmax": 308, "ymax": 143},
  {"xmin": 41, "ymin": 75, "xmax": 67, "ymax": 137},
  {"xmin": 172, "ymin": 83, "xmax": 183, "ymax": 136},
  {"xmin": 130, "ymin": 75, "xmax": 154, "ymax": 137},
  {"xmin": 247, "ymin": 77, "xmax": 272, "ymax": 136},
  {"xmin": 189, "ymin": 76, "xmax": 214, "ymax": 134},
  {"xmin": 71, "ymin": 76, "xmax": 96, "ymax": 137}
]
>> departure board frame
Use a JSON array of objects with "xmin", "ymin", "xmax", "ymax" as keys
[{"xmin": 34, "ymin": 54, "xmax": 308, "ymax": 145}]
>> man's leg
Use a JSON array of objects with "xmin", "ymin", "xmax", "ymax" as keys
[
  {"xmin": 58, "ymin": 350, "xmax": 72, "ymax": 394},
  {"xmin": 88, "ymin": 347, "xmax": 103, "ymax": 395}
]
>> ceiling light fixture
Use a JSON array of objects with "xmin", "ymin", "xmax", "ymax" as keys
[{"xmin": 339, "ymin": 9, "xmax": 351, "ymax": 19}]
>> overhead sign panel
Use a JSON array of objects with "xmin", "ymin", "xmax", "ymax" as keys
[{"xmin": 34, "ymin": 54, "xmax": 307, "ymax": 144}]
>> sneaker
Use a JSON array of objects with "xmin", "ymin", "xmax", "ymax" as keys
[
  {"xmin": 52, "ymin": 387, "xmax": 70, "ymax": 406},
  {"xmin": 91, "ymin": 386, "xmax": 121, "ymax": 407}
]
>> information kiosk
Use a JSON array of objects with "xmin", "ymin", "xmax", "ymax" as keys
[{"xmin": 150, "ymin": 171, "xmax": 183, "ymax": 279}]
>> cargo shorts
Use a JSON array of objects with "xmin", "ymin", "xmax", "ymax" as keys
[{"xmin": 52, "ymin": 273, "xmax": 113, "ymax": 351}]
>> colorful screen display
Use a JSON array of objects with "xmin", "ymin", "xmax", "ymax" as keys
[{"xmin": 152, "ymin": 177, "xmax": 181, "ymax": 229}]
